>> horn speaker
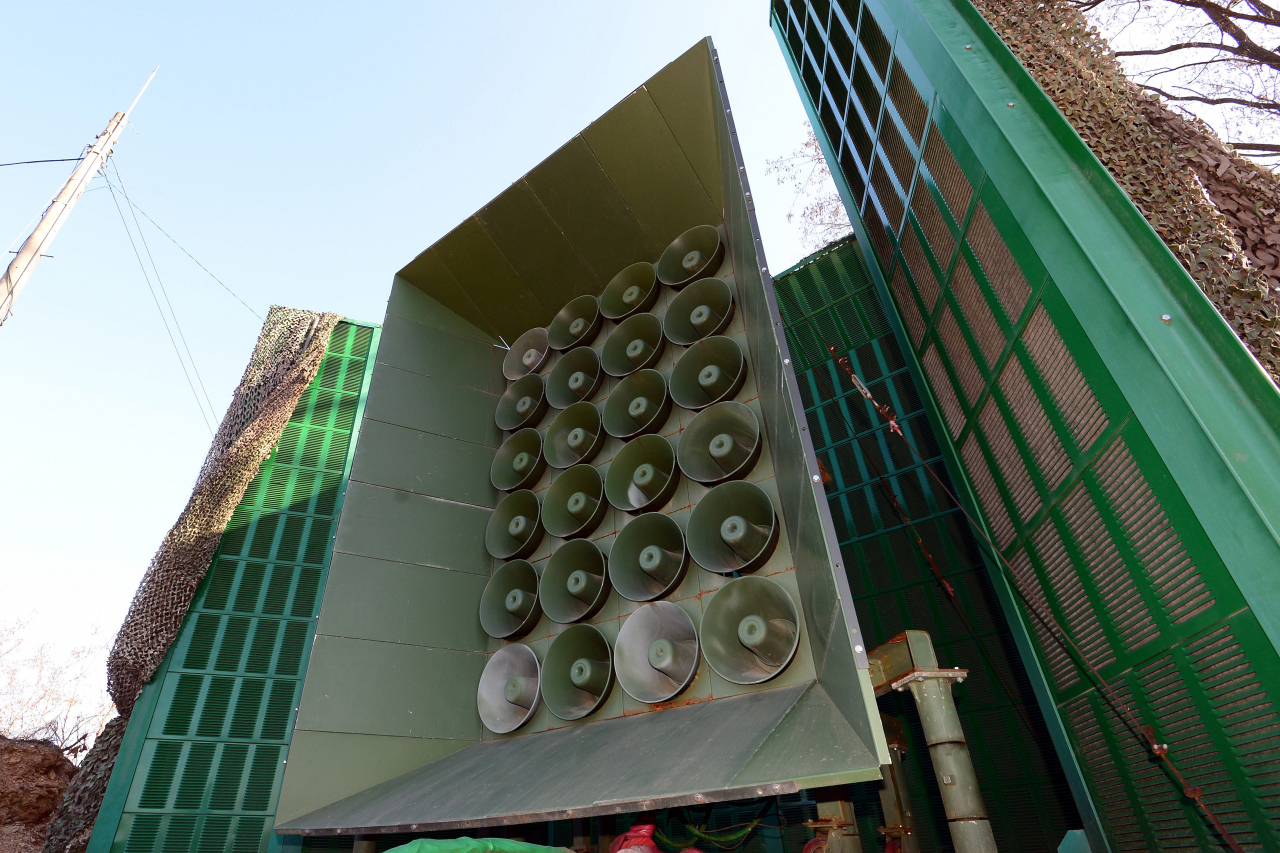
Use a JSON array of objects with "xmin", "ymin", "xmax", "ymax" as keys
[
  {"xmin": 491, "ymin": 428, "xmax": 546, "ymax": 492},
  {"xmin": 542, "ymin": 623, "xmax": 614, "ymax": 720},
  {"xmin": 664, "ymin": 278, "xmax": 735, "ymax": 345},
  {"xmin": 677, "ymin": 402, "xmax": 761, "ymax": 485},
  {"xmin": 670, "ymin": 336, "xmax": 746, "ymax": 411},
  {"xmin": 601, "ymin": 313, "xmax": 665, "ymax": 377},
  {"xmin": 479, "ymin": 560, "xmax": 542, "ymax": 639},
  {"xmin": 615, "ymin": 602, "xmax": 700, "ymax": 704},
  {"xmin": 496, "ymin": 373, "xmax": 549, "ymax": 431},
  {"xmin": 700, "ymin": 576, "xmax": 800, "ymax": 685},
  {"xmin": 547, "ymin": 295, "xmax": 603, "ymax": 351},
  {"xmin": 541, "ymin": 539, "xmax": 611, "ymax": 623},
  {"xmin": 485, "ymin": 489, "xmax": 543, "ymax": 560},
  {"xmin": 657, "ymin": 224, "xmax": 725, "ymax": 288},
  {"xmin": 600, "ymin": 262, "xmax": 660, "ymax": 320},
  {"xmin": 477, "ymin": 643, "xmax": 541, "ymax": 734},
  {"xmin": 604, "ymin": 434, "xmax": 680, "ymax": 514},
  {"xmin": 609, "ymin": 512, "xmax": 688, "ymax": 602},
  {"xmin": 503, "ymin": 327, "xmax": 550, "ymax": 380},
  {"xmin": 546, "ymin": 346, "xmax": 603, "ymax": 409},
  {"xmin": 543, "ymin": 401, "xmax": 606, "ymax": 469},
  {"xmin": 686, "ymin": 480, "xmax": 778, "ymax": 574},
  {"xmin": 542, "ymin": 464, "xmax": 608, "ymax": 539},
  {"xmin": 603, "ymin": 369, "xmax": 671, "ymax": 439}
]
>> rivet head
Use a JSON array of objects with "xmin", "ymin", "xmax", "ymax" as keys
[
  {"xmin": 1007, "ymin": 102, "xmax": 1015, "ymax": 108},
  {"xmin": 1161, "ymin": 314, "xmax": 1172, "ymax": 323},
  {"xmin": 854, "ymin": 644, "xmax": 864, "ymax": 653},
  {"xmin": 783, "ymin": 358, "xmax": 790, "ymax": 365},
  {"xmin": 965, "ymin": 44, "xmax": 972, "ymax": 49},
  {"xmin": 813, "ymin": 474, "xmax": 821, "ymax": 482}
]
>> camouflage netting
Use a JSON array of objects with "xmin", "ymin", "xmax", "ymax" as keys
[
  {"xmin": 39, "ymin": 718, "xmax": 126, "ymax": 853},
  {"xmin": 970, "ymin": 0, "xmax": 1280, "ymax": 386}
]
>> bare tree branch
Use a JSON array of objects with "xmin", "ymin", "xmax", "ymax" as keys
[{"xmin": 1140, "ymin": 82, "xmax": 1280, "ymax": 110}]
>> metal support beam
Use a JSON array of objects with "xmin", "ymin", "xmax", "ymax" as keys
[
  {"xmin": 810, "ymin": 786, "xmax": 862, "ymax": 853},
  {"xmin": 877, "ymin": 715, "xmax": 921, "ymax": 853}
]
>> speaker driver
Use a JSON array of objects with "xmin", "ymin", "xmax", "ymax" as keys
[
  {"xmin": 547, "ymin": 295, "xmax": 603, "ymax": 351},
  {"xmin": 614, "ymin": 602, "xmax": 700, "ymax": 704},
  {"xmin": 546, "ymin": 346, "xmax": 603, "ymax": 409},
  {"xmin": 503, "ymin": 327, "xmax": 550, "ymax": 380},
  {"xmin": 664, "ymin": 278, "xmax": 735, "ymax": 346},
  {"xmin": 600, "ymin": 262, "xmax": 660, "ymax": 320},
  {"xmin": 477, "ymin": 643, "xmax": 541, "ymax": 734},
  {"xmin": 541, "ymin": 539, "xmax": 611, "ymax": 624},
  {"xmin": 603, "ymin": 369, "xmax": 672, "ymax": 439},
  {"xmin": 657, "ymin": 225, "xmax": 725, "ymax": 289},
  {"xmin": 543, "ymin": 401, "xmax": 605, "ymax": 469},
  {"xmin": 700, "ymin": 576, "xmax": 800, "ymax": 685},
  {"xmin": 496, "ymin": 373, "xmax": 549, "ymax": 431},
  {"xmin": 686, "ymin": 480, "xmax": 778, "ymax": 574},
  {"xmin": 601, "ymin": 313, "xmax": 665, "ymax": 377},
  {"xmin": 670, "ymin": 336, "xmax": 746, "ymax": 411},
  {"xmin": 677, "ymin": 401, "xmax": 761, "ymax": 485},
  {"xmin": 609, "ymin": 512, "xmax": 688, "ymax": 602},
  {"xmin": 605, "ymin": 434, "xmax": 679, "ymax": 514},
  {"xmin": 485, "ymin": 489, "xmax": 543, "ymax": 560},
  {"xmin": 491, "ymin": 428, "xmax": 546, "ymax": 492},
  {"xmin": 479, "ymin": 560, "xmax": 542, "ymax": 639},
  {"xmin": 542, "ymin": 464, "xmax": 607, "ymax": 539},
  {"xmin": 542, "ymin": 623, "xmax": 614, "ymax": 720}
]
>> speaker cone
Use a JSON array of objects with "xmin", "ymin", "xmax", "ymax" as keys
[
  {"xmin": 670, "ymin": 336, "xmax": 746, "ymax": 411},
  {"xmin": 546, "ymin": 346, "xmax": 603, "ymax": 409},
  {"xmin": 700, "ymin": 576, "xmax": 800, "ymax": 685},
  {"xmin": 686, "ymin": 480, "xmax": 778, "ymax": 574},
  {"xmin": 605, "ymin": 434, "xmax": 680, "ymax": 514},
  {"xmin": 496, "ymin": 373, "xmax": 549, "ymax": 431},
  {"xmin": 491, "ymin": 428, "xmax": 547, "ymax": 491},
  {"xmin": 603, "ymin": 369, "xmax": 672, "ymax": 439},
  {"xmin": 657, "ymin": 225, "xmax": 725, "ymax": 288},
  {"xmin": 485, "ymin": 489, "xmax": 543, "ymax": 560},
  {"xmin": 542, "ymin": 464, "xmax": 607, "ymax": 539},
  {"xmin": 503, "ymin": 327, "xmax": 551, "ymax": 380},
  {"xmin": 547, "ymin": 295, "xmax": 603, "ymax": 351},
  {"xmin": 479, "ymin": 560, "xmax": 542, "ymax": 639},
  {"xmin": 677, "ymin": 401, "xmax": 761, "ymax": 485},
  {"xmin": 601, "ymin": 313, "xmax": 665, "ymax": 377},
  {"xmin": 477, "ymin": 643, "xmax": 541, "ymax": 734},
  {"xmin": 542, "ymin": 623, "xmax": 614, "ymax": 720},
  {"xmin": 664, "ymin": 278, "xmax": 735, "ymax": 346},
  {"xmin": 543, "ymin": 401, "xmax": 606, "ymax": 469},
  {"xmin": 615, "ymin": 602, "xmax": 700, "ymax": 704},
  {"xmin": 541, "ymin": 539, "xmax": 611, "ymax": 623},
  {"xmin": 600, "ymin": 262, "xmax": 660, "ymax": 320},
  {"xmin": 609, "ymin": 512, "xmax": 688, "ymax": 602}
]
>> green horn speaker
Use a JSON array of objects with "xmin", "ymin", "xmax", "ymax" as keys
[
  {"xmin": 664, "ymin": 278, "xmax": 735, "ymax": 346},
  {"xmin": 600, "ymin": 261, "xmax": 660, "ymax": 320},
  {"xmin": 609, "ymin": 512, "xmax": 688, "ymax": 602},
  {"xmin": 546, "ymin": 345, "xmax": 603, "ymax": 409},
  {"xmin": 477, "ymin": 643, "xmax": 541, "ymax": 734},
  {"xmin": 699, "ymin": 576, "xmax": 799, "ymax": 685},
  {"xmin": 479, "ymin": 560, "xmax": 542, "ymax": 639},
  {"xmin": 686, "ymin": 480, "xmax": 778, "ymax": 574},
  {"xmin": 491, "ymin": 428, "xmax": 546, "ymax": 491},
  {"xmin": 677, "ymin": 401, "xmax": 761, "ymax": 485},
  {"xmin": 614, "ymin": 601, "xmax": 700, "ymax": 704},
  {"xmin": 604, "ymin": 434, "xmax": 680, "ymax": 514},
  {"xmin": 485, "ymin": 489, "xmax": 543, "ymax": 560},
  {"xmin": 543, "ymin": 401, "xmax": 605, "ymax": 469},
  {"xmin": 547, "ymin": 294, "xmax": 603, "ymax": 351},
  {"xmin": 657, "ymin": 224, "xmax": 725, "ymax": 288},
  {"xmin": 496, "ymin": 373, "xmax": 549, "ymax": 431},
  {"xmin": 542, "ymin": 463, "xmax": 607, "ymax": 539},
  {"xmin": 601, "ymin": 312, "xmax": 665, "ymax": 377},
  {"xmin": 670, "ymin": 336, "xmax": 746, "ymax": 411},
  {"xmin": 541, "ymin": 623, "xmax": 614, "ymax": 720},
  {"xmin": 541, "ymin": 539, "xmax": 611, "ymax": 623},
  {"xmin": 502, "ymin": 327, "xmax": 550, "ymax": 380},
  {"xmin": 603, "ymin": 369, "xmax": 671, "ymax": 439}
]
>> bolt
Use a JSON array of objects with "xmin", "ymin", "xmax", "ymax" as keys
[
  {"xmin": 965, "ymin": 44, "xmax": 972, "ymax": 49},
  {"xmin": 773, "ymin": 784, "xmax": 781, "ymax": 792},
  {"xmin": 1007, "ymin": 102, "xmax": 1015, "ymax": 108},
  {"xmin": 783, "ymin": 358, "xmax": 790, "ymax": 365},
  {"xmin": 855, "ymin": 644, "xmax": 864, "ymax": 653},
  {"xmin": 813, "ymin": 474, "xmax": 821, "ymax": 482},
  {"xmin": 1161, "ymin": 314, "xmax": 1172, "ymax": 323}
]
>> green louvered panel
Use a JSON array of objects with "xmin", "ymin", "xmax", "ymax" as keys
[
  {"xmin": 774, "ymin": 1, "xmax": 1280, "ymax": 849},
  {"xmin": 110, "ymin": 322, "xmax": 376, "ymax": 853},
  {"xmin": 774, "ymin": 241, "xmax": 1079, "ymax": 852}
]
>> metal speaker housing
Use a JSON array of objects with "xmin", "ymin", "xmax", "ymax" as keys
[
  {"xmin": 609, "ymin": 512, "xmax": 688, "ymax": 602},
  {"xmin": 605, "ymin": 434, "xmax": 680, "ymax": 514},
  {"xmin": 670, "ymin": 336, "xmax": 746, "ymax": 411},
  {"xmin": 664, "ymin": 278, "xmax": 735, "ymax": 346},
  {"xmin": 541, "ymin": 539, "xmax": 611, "ymax": 623},
  {"xmin": 547, "ymin": 295, "xmax": 603, "ymax": 351},
  {"xmin": 615, "ymin": 601, "xmax": 700, "ymax": 704},
  {"xmin": 600, "ymin": 262, "xmax": 660, "ymax": 320},
  {"xmin": 479, "ymin": 560, "xmax": 542, "ymax": 639},
  {"xmin": 477, "ymin": 643, "xmax": 541, "ymax": 734},
  {"xmin": 546, "ymin": 346, "xmax": 603, "ymax": 409},
  {"xmin": 543, "ymin": 401, "xmax": 606, "ymax": 469},
  {"xmin": 601, "ymin": 313, "xmax": 665, "ymax": 377},
  {"xmin": 603, "ymin": 369, "xmax": 672, "ymax": 439},
  {"xmin": 542, "ymin": 623, "xmax": 614, "ymax": 720},
  {"xmin": 542, "ymin": 464, "xmax": 607, "ymax": 539},
  {"xmin": 503, "ymin": 327, "xmax": 550, "ymax": 380},
  {"xmin": 657, "ymin": 224, "xmax": 725, "ymax": 288},
  {"xmin": 677, "ymin": 401, "xmax": 761, "ymax": 485},
  {"xmin": 687, "ymin": 480, "xmax": 778, "ymax": 574},
  {"xmin": 700, "ymin": 576, "xmax": 800, "ymax": 685},
  {"xmin": 496, "ymin": 373, "xmax": 549, "ymax": 431},
  {"xmin": 485, "ymin": 490, "xmax": 544, "ymax": 560},
  {"xmin": 491, "ymin": 428, "xmax": 546, "ymax": 492}
]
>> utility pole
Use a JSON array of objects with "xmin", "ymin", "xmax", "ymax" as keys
[{"xmin": 0, "ymin": 67, "xmax": 157, "ymax": 325}]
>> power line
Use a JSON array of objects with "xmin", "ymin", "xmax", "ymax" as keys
[{"xmin": 0, "ymin": 158, "xmax": 82, "ymax": 168}]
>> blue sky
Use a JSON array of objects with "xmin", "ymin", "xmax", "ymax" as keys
[{"xmin": 0, "ymin": 1, "xmax": 816, "ymax": 694}]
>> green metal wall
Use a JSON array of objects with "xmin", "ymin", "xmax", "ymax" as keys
[
  {"xmin": 88, "ymin": 321, "xmax": 377, "ymax": 853},
  {"xmin": 772, "ymin": 0, "xmax": 1280, "ymax": 850}
]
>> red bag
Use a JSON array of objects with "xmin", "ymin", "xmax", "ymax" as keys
[{"xmin": 609, "ymin": 825, "xmax": 659, "ymax": 853}]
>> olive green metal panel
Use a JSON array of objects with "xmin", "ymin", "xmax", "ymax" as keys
[
  {"xmin": 349, "ymin": 420, "xmax": 497, "ymax": 507},
  {"xmin": 375, "ymin": 314, "xmax": 504, "ymax": 394},
  {"xmin": 362, "ymin": 367, "xmax": 500, "ymax": 447},
  {"xmin": 434, "ymin": 218, "xmax": 554, "ymax": 342},
  {"xmin": 644, "ymin": 43, "xmax": 724, "ymax": 213},
  {"xmin": 385, "ymin": 276, "xmax": 495, "ymax": 345},
  {"xmin": 333, "ymin": 482, "xmax": 491, "ymax": 575},
  {"xmin": 394, "ymin": 251, "xmax": 500, "ymax": 343}
]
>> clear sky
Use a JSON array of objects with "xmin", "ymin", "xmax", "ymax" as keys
[{"xmin": 0, "ymin": 2, "xmax": 816, "ymax": 701}]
